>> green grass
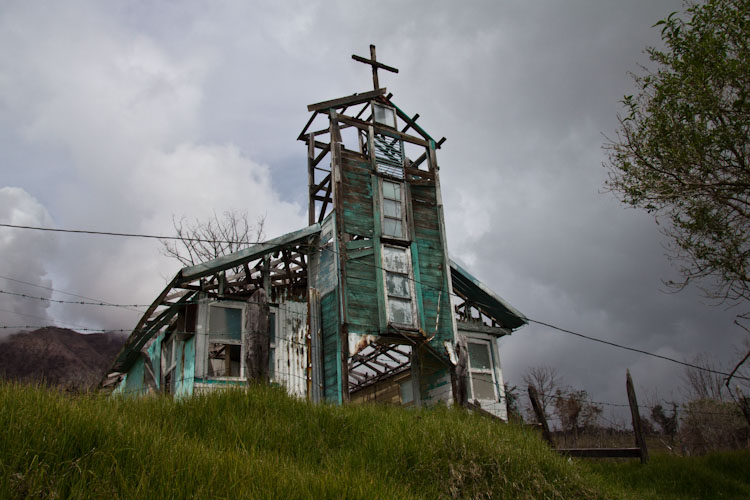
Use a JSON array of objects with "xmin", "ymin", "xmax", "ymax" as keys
[
  {"xmin": 0, "ymin": 382, "xmax": 747, "ymax": 499},
  {"xmin": 584, "ymin": 450, "xmax": 750, "ymax": 500}
]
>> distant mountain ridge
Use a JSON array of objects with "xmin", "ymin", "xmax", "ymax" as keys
[{"xmin": 0, "ymin": 327, "xmax": 126, "ymax": 389}]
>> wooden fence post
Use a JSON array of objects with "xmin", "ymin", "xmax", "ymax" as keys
[
  {"xmin": 626, "ymin": 370, "xmax": 649, "ymax": 464},
  {"xmin": 528, "ymin": 385, "xmax": 554, "ymax": 446}
]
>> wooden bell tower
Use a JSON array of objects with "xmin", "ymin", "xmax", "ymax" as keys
[{"xmin": 300, "ymin": 45, "xmax": 456, "ymax": 406}]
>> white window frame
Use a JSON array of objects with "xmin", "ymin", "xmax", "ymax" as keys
[
  {"xmin": 206, "ymin": 302, "xmax": 246, "ymax": 380},
  {"xmin": 466, "ymin": 338, "xmax": 499, "ymax": 404},
  {"xmin": 379, "ymin": 178, "xmax": 408, "ymax": 240},
  {"xmin": 372, "ymin": 102, "xmax": 396, "ymax": 128},
  {"xmin": 381, "ymin": 244, "xmax": 418, "ymax": 329}
]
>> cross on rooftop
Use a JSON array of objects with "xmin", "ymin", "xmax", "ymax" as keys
[{"xmin": 351, "ymin": 44, "xmax": 399, "ymax": 91}]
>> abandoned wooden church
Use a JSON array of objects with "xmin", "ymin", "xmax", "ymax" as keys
[{"xmin": 101, "ymin": 46, "xmax": 527, "ymax": 419}]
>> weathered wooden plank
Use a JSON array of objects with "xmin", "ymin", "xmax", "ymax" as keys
[
  {"xmin": 336, "ymin": 114, "xmax": 429, "ymax": 147},
  {"xmin": 308, "ymin": 88, "xmax": 386, "ymax": 112},
  {"xmin": 347, "ymin": 248, "xmax": 374, "ymax": 261},
  {"xmin": 345, "ymin": 275, "xmax": 377, "ymax": 291},
  {"xmin": 557, "ymin": 448, "xmax": 642, "ymax": 458},
  {"xmin": 345, "ymin": 239, "xmax": 374, "ymax": 251},
  {"xmin": 627, "ymin": 370, "xmax": 650, "ymax": 464}
]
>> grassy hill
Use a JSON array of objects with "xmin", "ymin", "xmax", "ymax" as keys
[{"xmin": 1, "ymin": 382, "xmax": 748, "ymax": 499}]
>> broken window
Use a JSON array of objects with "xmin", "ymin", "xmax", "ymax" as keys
[
  {"xmin": 161, "ymin": 334, "xmax": 177, "ymax": 394},
  {"xmin": 207, "ymin": 304, "xmax": 244, "ymax": 378},
  {"xmin": 381, "ymin": 180, "xmax": 407, "ymax": 239},
  {"xmin": 382, "ymin": 245, "xmax": 416, "ymax": 327},
  {"xmin": 467, "ymin": 340, "xmax": 498, "ymax": 402},
  {"xmin": 372, "ymin": 104, "xmax": 404, "ymax": 178}
]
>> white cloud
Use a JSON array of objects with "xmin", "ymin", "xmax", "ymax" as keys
[
  {"xmin": 0, "ymin": 187, "xmax": 57, "ymax": 335},
  {"xmin": 0, "ymin": 1, "xmax": 305, "ymax": 332}
]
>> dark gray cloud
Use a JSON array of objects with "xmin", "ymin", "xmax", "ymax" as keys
[{"xmin": 1, "ymin": 0, "xmax": 746, "ymax": 416}]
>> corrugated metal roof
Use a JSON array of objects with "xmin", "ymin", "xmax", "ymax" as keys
[{"xmin": 449, "ymin": 260, "xmax": 528, "ymax": 331}]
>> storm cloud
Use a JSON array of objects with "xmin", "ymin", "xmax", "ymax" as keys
[{"xmin": 1, "ymin": 0, "xmax": 746, "ymax": 414}]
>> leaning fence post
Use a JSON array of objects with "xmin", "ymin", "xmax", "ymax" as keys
[
  {"xmin": 528, "ymin": 385, "xmax": 554, "ymax": 446},
  {"xmin": 626, "ymin": 370, "xmax": 649, "ymax": 464}
]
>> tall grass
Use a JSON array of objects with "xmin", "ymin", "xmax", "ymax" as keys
[
  {"xmin": 584, "ymin": 451, "xmax": 750, "ymax": 500},
  {"xmin": 2, "ymin": 383, "xmax": 748, "ymax": 499},
  {"xmin": 0, "ymin": 382, "xmax": 604, "ymax": 499}
]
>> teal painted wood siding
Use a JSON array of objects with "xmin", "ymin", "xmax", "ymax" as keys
[
  {"xmin": 341, "ymin": 154, "xmax": 374, "ymax": 237},
  {"xmin": 344, "ymin": 240, "xmax": 380, "ymax": 335},
  {"xmin": 410, "ymin": 184, "xmax": 453, "ymax": 346},
  {"xmin": 321, "ymin": 290, "xmax": 342, "ymax": 403}
]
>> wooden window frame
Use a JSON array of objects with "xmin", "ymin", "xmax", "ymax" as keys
[
  {"xmin": 381, "ymin": 244, "xmax": 418, "ymax": 329},
  {"xmin": 206, "ymin": 302, "xmax": 246, "ymax": 381},
  {"xmin": 379, "ymin": 178, "xmax": 409, "ymax": 241}
]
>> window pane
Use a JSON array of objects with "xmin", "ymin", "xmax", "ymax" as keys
[
  {"xmin": 383, "ymin": 199, "xmax": 401, "ymax": 218},
  {"xmin": 209, "ymin": 306, "xmax": 242, "ymax": 341},
  {"xmin": 400, "ymin": 380, "xmax": 413, "ymax": 404},
  {"xmin": 383, "ymin": 218, "xmax": 402, "ymax": 238},
  {"xmin": 468, "ymin": 342, "xmax": 492, "ymax": 370},
  {"xmin": 471, "ymin": 372, "xmax": 497, "ymax": 400},
  {"xmin": 386, "ymin": 272, "xmax": 411, "ymax": 299},
  {"xmin": 382, "ymin": 246, "xmax": 409, "ymax": 273},
  {"xmin": 208, "ymin": 343, "xmax": 241, "ymax": 377},
  {"xmin": 374, "ymin": 104, "xmax": 395, "ymax": 127},
  {"xmin": 382, "ymin": 181, "xmax": 400, "ymax": 201},
  {"xmin": 388, "ymin": 298, "xmax": 413, "ymax": 325}
]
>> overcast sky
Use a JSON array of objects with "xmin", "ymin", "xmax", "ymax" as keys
[{"xmin": 1, "ymin": 0, "xmax": 747, "ymax": 418}]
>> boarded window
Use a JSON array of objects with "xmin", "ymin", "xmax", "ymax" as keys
[
  {"xmin": 374, "ymin": 133, "xmax": 405, "ymax": 179},
  {"xmin": 382, "ymin": 246, "xmax": 416, "ymax": 327}
]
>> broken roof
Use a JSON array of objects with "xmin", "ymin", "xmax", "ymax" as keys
[{"xmin": 450, "ymin": 260, "xmax": 528, "ymax": 331}]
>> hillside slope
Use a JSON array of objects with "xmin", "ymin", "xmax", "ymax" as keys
[
  {"xmin": 0, "ymin": 383, "xmax": 609, "ymax": 500},
  {"xmin": 0, "ymin": 328, "xmax": 125, "ymax": 388}
]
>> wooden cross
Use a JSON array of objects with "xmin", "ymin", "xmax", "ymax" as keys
[{"xmin": 351, "ymin": 44, "xmax": 399, "ymax": 90}]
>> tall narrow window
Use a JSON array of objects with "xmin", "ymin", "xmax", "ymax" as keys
[
  {"xmin": 268, "ymin": 310, "xmax": 276, "ymax": 379},
  {"xmin": 382, "ymin": 245, "xmax": 416, "ymax": 327},
  {"xmin": 372, "ymin": 104, "xmax": 404, "ymax": 178},
  {"xmin": 207, "ymin": 304, "xmax": 244, "ymax": 378},
  {"xmin": 467, "ymin": 341, "xmax": 498, "ymax": 402},
  {"xmin": 381, "ymin": 180, "xmax": 406, "ymax": 239},
  {"xmin": 161, "ymin": 334, "xmax": 177, "ymax": 394}
]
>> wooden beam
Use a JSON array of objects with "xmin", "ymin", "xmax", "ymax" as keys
[
  {"xmin": 308, "ymin": 88, "xmax": 386, "ymax": 112},
  {"xmin": 336, "ymin": 114, "xmax": 429, "ymax": 147},
  {"xmin": 456, "ymin": 321, "xmax": 510, "ymax": 337},
  {"xmin": 557, "ymin": 448, "xmax": 642, "ymax": 458},
  {"xmin": 297, "ymin": 111, "xmax": 319, "ymax": 141},
  {"xmin": 528, "ymin": 385, "xmax": 554, "ymax": 446},
  {"xmin": 627, "ymin": 370, "xmax": 649, "ymax": 464}
]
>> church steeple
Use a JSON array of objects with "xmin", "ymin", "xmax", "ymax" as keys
[{"xmin": 299, "ymin": 45, "xmax": 455, "ymax": 404}]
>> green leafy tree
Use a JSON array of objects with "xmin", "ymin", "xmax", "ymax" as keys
[{"xmin": 605, "ymin": 0, "xmax": 750, "ymax": 324}]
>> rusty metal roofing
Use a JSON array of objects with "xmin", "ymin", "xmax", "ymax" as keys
[{"xmin": 449, "ymin": 260, "xmax": 528, "ymax": 331}]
